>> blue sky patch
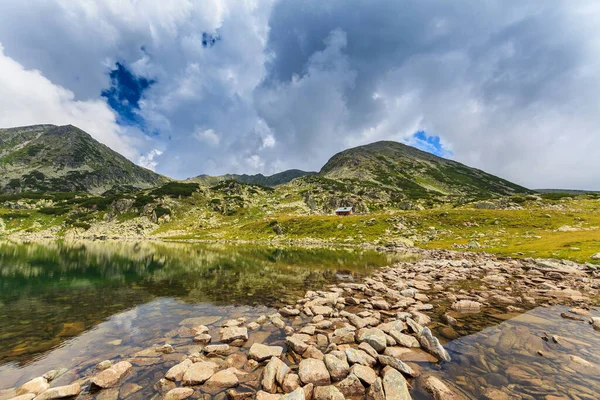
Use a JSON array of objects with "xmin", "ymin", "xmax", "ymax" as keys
[
  {"xmin": 101, "ymin": 62, "xmax": 154, "ymax": 126},
  {"xmin": 407, "ymin": 130, "xmax": 452, "ymax": 157},
  {"xmin": 202, "ymin": 32, "xmax": 220, "ymax": 48}
]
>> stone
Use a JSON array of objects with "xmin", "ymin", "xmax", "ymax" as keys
[
  {"xmin": 166, "ymin": 359, "xmax": 193, "ymax": 381},
  {"xmin": 357, "ymin": 328, "xmax": 387, "ymax": 353},
  {"xmin": 248, "ymin": 322, "xmax": 261, "ymax": 330},
  {"xmin": 33, "ymin": 383, "xmax": 81, "ymax": 400},
  {"xmin": 286, "ymin": 336, "xmax": 309, "ymax": 354},
  {"xmin": 282, "ymin": 373, "xmax": 301, "ymax": 393},
  {"xmin": 303, "ymin": 345, "xmax": 324, "ymax": 360},
  {"xmin": 280, "ymin": 388, "xmax": 305, "ymax": 400},
  {"xmin": 313, "ymin": 386, "xmax": 344, "ymax": 400},
  {"xmin": 91, "ymin": 361, "xmax": 133, "ymax": 388},
  {"xmin": 482, "ymin": 388, "xmax": 509, "ymax": 400},
  {"xmin": 419, "ymin": 375, "xmax": 455, "ymax": 400},
  {"xmin": 358, "ymin": 342, "xmax": 379, "ymax": 359},
  {"xmin": 249, "ymin": 343, "xmax": 284, "ymax": 362},
  {"xmin": 323, "ymin": 354, "xmax": 350, "ymax": 381},
  {"xmin": 193, "ymin": 334, "xmax": 212, "ymax": 344},
  {"xmin": 204, "ymin": 344, "xmax": 231, "ymax": 356},
  {"xmin": 337, "ymin": 374, "xmax": 365, "ymax": 396},
  {"xmin": 96, "ymin": 360, "xmax": 112, "ymax": 371},
  {"xmin": 382, "ymin": 368, "xmax": 411, "ymax": 400},
  {"xmin": 451, "ymin": 300, "xmax": 482, "ymax": 313},
  {"xmin": 205, "ymin": 368, "xmax": 240, "ymax": 388},
  {"xmin": 256, "ymin": 391, "xmax": 282, "ymax": 400},
  {"xmin": 377, "ymin": 355, "xmax": 417, "ymax": 377},
  {"xmin": 418, "ymin": 328, "xmax": 451, "ymax": 362},
  {"xmin": 16, "ymin": 377, "xmax": 49, "ymax": 396},
  {"xmin": 331, "ymin": 328, "xmax": 356, "ymax": 345},
  {"xmin": 164, "ymin": 387, "xmax": 195, "ymax": 400},
  {"xmin": 388, "ymin": 330, "xmax": 419, "ymax": 348},
  {"xmin": 182, "ymin": 361, "xmax": 218, "ymax": 385},
  {"xmin": 350, "ymin": 365, "xmax": 378, "ymax": 386},
  {"xmin": 119, "ymin": 383, "xmax": 142, "ymax": 398},
  {"xmin": 345, "ymin": 348, "xmax": 377, "ymax": 367},
  {"xmin": 299, "ymin": 359, "xmax": 331, "ymax": 386},
  {"xmin": 221, "ymin": 327, "xmax": 249, "ymax": 343},
  {"xmin": 281, "ymin": 307, "xmax": 301, "ymax": 317},
  {"xmin": 262, "ymin": 357, "xmax": 287, "ymax": 393},
  {"xmin": 366, "ymin": 378, "xmax": 385, "ymax": 400},
  {"xmin": 591, "ymin": 252, "xmax": 600, "ymax": 260},
  {"xmin": 8, "ymin": 395, "xmax": 36, "ymax": 400},
  {"xmin": 42, "ymin": 369, "xmax": 66, "ymax": 382}
]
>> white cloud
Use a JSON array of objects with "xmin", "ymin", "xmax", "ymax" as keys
[
  {"xmin": 1, "ymin": 0, "xmax": 600, "ymax": 189},
  {"xmin": 194, "ymin": 128, "xmax": 220, "ymax": 146},
  {"xmin": 138, "ymin": 149, "xmax": 163, "ymax": 171},
  {"xmin": 0, "ymin": 43, "xmax": 142, "ymax": 161}
]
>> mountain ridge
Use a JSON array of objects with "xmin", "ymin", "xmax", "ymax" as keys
[{"xmin": 0, "ymin": 124, "xmax": 169, "ymax": 194}]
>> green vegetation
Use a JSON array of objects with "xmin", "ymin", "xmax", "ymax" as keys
[{"xmin": 151, "ymin": 182, "xmax": 199, "ymax": 198}]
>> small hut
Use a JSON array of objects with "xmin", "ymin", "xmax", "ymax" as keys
[{"xmin": 335, "ymin": 206, "xmax": 353, "ymax": 216}]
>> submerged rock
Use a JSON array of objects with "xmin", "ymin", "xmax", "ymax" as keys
[
  {"xmin": 418, "ymin": 328, "xmax": 451, "ymax": 362},
  {"xmin": 91, "ymin": 361, "xmax": 132, "ymax": 388}
]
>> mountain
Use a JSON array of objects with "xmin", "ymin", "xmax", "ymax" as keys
[
  {"xmin": 317, "ymin": 141, "xmax": 531, "ymax": 198},
  {"xmin": 187, "ymin": 169, "xmax": 315, "ymax": 187},
  {"xmin": 0, "ymin": 124, "xmax": 169, "ymax": 194}
]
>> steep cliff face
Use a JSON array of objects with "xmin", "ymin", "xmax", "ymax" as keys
[{"xmin": 0, "ymin": 124, "xmax": 169, "ymax": 193}]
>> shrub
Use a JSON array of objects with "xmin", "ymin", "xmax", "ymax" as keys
[
  {"xmin": 71, "ymin": 222, "xmax": 91, "ymax": 230},
  {"xmin": 151, "ymin": 182, "xmax": 199, "ymax": 198},
  {"xmin": 39, "ymin": 207, "xmax": 70, "ymax": 215}
]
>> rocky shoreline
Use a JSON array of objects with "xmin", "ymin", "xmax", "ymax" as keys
[{"xmin": 2, "ymin": 248, "xmax": 600, "ymax": 400}]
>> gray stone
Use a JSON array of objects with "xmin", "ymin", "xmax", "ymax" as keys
[
  {"xmin": 313, "ymin": 386, "xmax": 344, "ymax": 400},
  {"xmin": 286, "ymin": 336, "xmax": 309, "ymax": 354},
  {"xmin": 262, "ymin": 357, "xmax": 287, "ymax": 393},
  {"xmin": 299, "ymin": 358, "xmax": 331, "ymax": 386},
  {"xmin": 337, "ymin": 374, "xmax": 365, "ymax": 396},
  {"xmin": 220, "ymin": 327, "xmax": 248, "ymax": 343},
  {"xmin": 366, "ymin": 377, "xmax": 385, "ymax": 400},
  {"xmin": 345, "ymin": 348, "xmax": 377, "ymax": 367},
  {"xmin": 323, "ymin": 354, "xmax": 350, "ymax": 381},
  {"xmin": 31, "ymin": 383, "xmax": 81, "ymax": 400},
  {"xmin": 382, "ymin": 368, "xmax": 411, "ymax": 399},
  {"xmin": 418, "ymin": 328, "xmax": 451, "ymax": 362},
  {"xmin": 91, "ymin": 361, "xmax": 132, "ymax": 388},
  {"xmin": 377, "ymin": 355, "xmax": 417, "ymax": 377},
  {"xmin": 249, "ymin": 343, "xmax": 284, "ymax": 362},
  {"xmin": 357, "ymin": 328, "xmax": 387, "ymax": 353},
  {"xmin": 182, "ymin": 361, "xmax": 218, "ymax": 385},
  {"xmin": 17, "ymin": 377, "xmax": 48, "ymax": 396},
  {"xmin": 280, "ymin": 388, "xmax": 305, "ymax": 400},
  {"xmin": 350, "ymin": 364, "xmax": 378, "ymax": 386},
  {"xmin": 205, "ymin": 368, "xmax": 239, "ymax": 388},
  {"xmin": 388, "ymin": 330, "xmax": 419, "ymax": 348},
  {"xmin": 166, "ymin": 359, "xmax": 193, "ymax": 381}
]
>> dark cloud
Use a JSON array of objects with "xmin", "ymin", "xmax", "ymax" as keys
[{"xmin": 0, "ymin": 0, "xmax": 598, "ymax": 188}]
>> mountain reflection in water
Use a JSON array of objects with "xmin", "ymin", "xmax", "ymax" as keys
[{"xmin": 0, "ymin": 239, "xmax": 401, "ymax": 387}]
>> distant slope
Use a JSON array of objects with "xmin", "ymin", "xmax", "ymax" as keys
[
  {"xmin": 0, "ymin": 124, "xmax": 169, "ymax": 194},
  {"xmin": 187, "ymin": 169, "xmax": 315, "ymax": 187},
  {"xmin": 318, "ymin": 141, "xmax": 531, "ymax": 198},
  {"xmin": 535, "ymin": 189, "xmax": 599, "ymax": 194}
]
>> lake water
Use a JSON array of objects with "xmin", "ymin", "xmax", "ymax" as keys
[
  {"xmin": 1, "ymin": 240, "xmax": 599, "ymax": 400},
  {"xmin": 0, "ymin": 240, "xmax": 399, "ymax": 397}
]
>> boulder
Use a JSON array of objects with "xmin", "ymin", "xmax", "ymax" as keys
[
  {"xmin": 382, "ymin": 368, "xmax": 411, "ymax": 399},
  {"xmin": 262, "ymin": 357, "xmax": 288, "ymax": 393},
  {"xmin": 357, "ymin": 328, "xmax": 387, "ymax": 353},
  {"xmin": 350, "ymin": 365, "xmax": 378, "ymax": 386},
  {"xmin": 205, "ymin": 368, "xmax": 239, "ymax": 388},
  {"xmin": 451, "ymin": 300, "xmax": 482, "ymax": 313},
  {"xmin": 164, "ymin": 387, "xmax": 195, "ymax": 400},
  {"xmin": 182, "ymin": 361, "xmax": 218, "ymax": 385},
  {"xmin": 419, "ymin": 375, "xmax": 456, "ymax": 400},
  {"xmin": 377, "ymin": 355, "xmax": 417, "ymax": 377},
  {"xmin": 280, "ymin": 388, "xmax": 305, "ymax": 400},
  {"xmin": 32, "ymin": 383, "xmax": 81, "ymax": 400},
  {"xmin": 220, "ymin": 327, "xmax": 248, "ymax": 343},
  {"xmin": 91, "ymin": 361, "xmax": 132, "ymax": 388},
  {"xmin": 16, "ymin": 377, "xmax": 49, "ymax": 396},
  {"xmin": 299, "ymin": 359, "xmax": 331, "ymax": 386},
  {"xmin": 344, "ymin": 348, "xmax": 377, "ymax": 367},
  {"xmin": 249, "ymin": 343, "xmax": 284, "ymax": 362},
  {"xmin": 323, "ymin": 354, "xmax": 350, "ymax": 381},
  {"xmin": 418, "ymin": 328, "xmax": 451, "ymax": 362},
  {"xmin": 313, "ymin": 386, "xmax": 345, "ymax": 400},
  {"xmin": 337, "ymin": 374, "xmax": 365, "ymax": 396},
  {"xmin": 165, "ymin": 359, "xmax": 193, "ymax": 381}
]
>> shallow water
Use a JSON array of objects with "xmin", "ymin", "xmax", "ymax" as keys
[
  {"xmin": 418, "ymin": 305, "xmax": 600, "ymax": 400},
  {"xmin": 0, "ymin": 240, "xmax": 400, "ymax": 396}
]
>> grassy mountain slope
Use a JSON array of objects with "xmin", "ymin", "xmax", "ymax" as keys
[
  {"xmin": 318, "ymin": 141, "xmax": 532, "ymax": 199},
  {"xmin": 187, "ymin": 169, "xmax": 315, "ymax": 187},
  {"xmin": 0, "ymin": 124, "xmax": 169, "ymax": 194}
]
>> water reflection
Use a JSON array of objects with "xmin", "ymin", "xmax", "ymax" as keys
[
  {"xmin": 0, "ymin": 240, "xmax": 397, "ymax": 370},
  {"xmin": 418, "ymin": 305, "xmax": 600, "ymax": 400}
]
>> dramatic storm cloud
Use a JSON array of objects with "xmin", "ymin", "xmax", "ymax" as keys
[{"xmin": 0, "ymin": 0, "xmax": 598, "ymax": 189}]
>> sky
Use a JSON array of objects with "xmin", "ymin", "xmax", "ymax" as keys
[{"xmin": 0, "ymin": 1, "xmax": 598, "ymax": 189}]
